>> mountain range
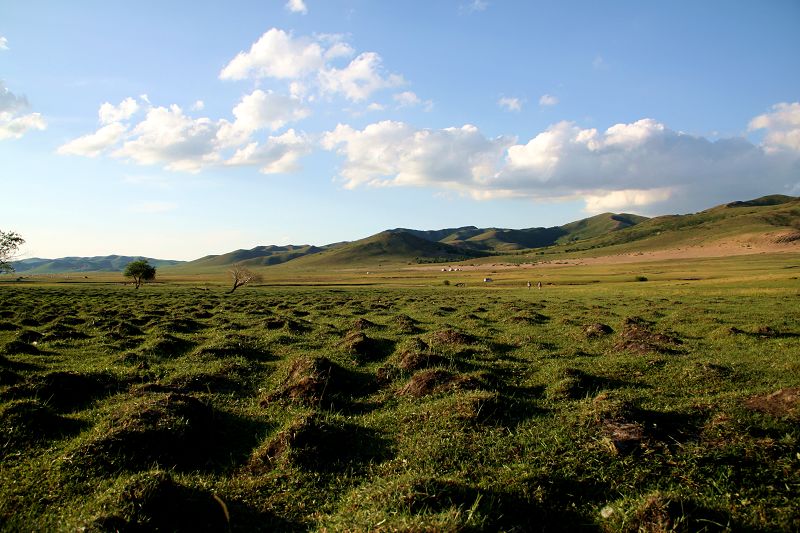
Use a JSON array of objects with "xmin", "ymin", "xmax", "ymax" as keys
[{"xmin": 9, "ymin": 195, "xmax": 799, "ymax": 273}]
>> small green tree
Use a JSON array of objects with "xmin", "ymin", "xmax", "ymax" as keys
[
  {"xmin": 0, "ymin": 230, "xmax": 25, "ymax": 274},
  {"xmin": 124, "ymin": 259, "xmax": 156, "ymax": 289}
]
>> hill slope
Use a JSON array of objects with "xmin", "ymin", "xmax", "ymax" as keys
[
  {"xmin": 539, "ymin": 195, "xmax": 800, "ymax": 256},
  {"xmin": 285, "ymin": 231, "xmax": 490, "ymax": 267},
  {"xmin": 11, "ymin": 255, "xmax": 184, "ymax": 274}
]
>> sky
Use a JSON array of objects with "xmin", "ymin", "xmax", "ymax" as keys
[{"xmin": 1, "ymin": 0, "xmax": 799, "ymax": 260}]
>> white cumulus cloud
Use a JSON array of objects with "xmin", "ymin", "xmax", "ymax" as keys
[
  {"xmin": 219, "ymin": 28, "xmax": 325, "ymax": 80},
  {"xmin": 319, "ymin": 52, "xmax": 404, "ymax": 102},
  {"xmin": 538, "ymin": 94, "xmax": 558, "ymax": 107},
  {"xmin": 220, "ymin": 28, "xmax": 414, "ymax": 104},
  {"xmin": 58, "ymin": 94, "xmax": 312, "ymax": 174},
  {"xmin": 226, "ymin": 129, "xmax": 312, "ymax": 174},
  {"xmin": 57, "ymin": 122, "xmax": 128, "ymax": 157},
  {"xmin": 98, "ymin": 97, "xmax": 139, "ymax": 125},
  {"xmin": 322, "ymin": 121, "xmax": 515, "ymax": 190},
  {"xmin": 0, "ymin": 37, "xmax": 8, "ymax": 51},
  {"xmin": 749, "ymin": 102, "xmax": 800, "ymax": 153},
  {"xmin": 285, "ymin": 0, "xmax": 308, "ymax": 14},
  {"xmin": 322, "ymin": 109, "xmax": 800, "ymax": 213},
  {"xmin": 498, "ymin": 97, "xmax": 522, "ymax": 112},
  {"xmin": 0, "ymin": 81, "xmax": 46, "ymax": 140}
]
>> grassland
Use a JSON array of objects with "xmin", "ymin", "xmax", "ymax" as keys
[{"xmin": 1, "ymin": 253, "xmax": 799, "ymax": 531}]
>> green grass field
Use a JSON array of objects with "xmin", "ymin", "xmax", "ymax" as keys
[{"xmin": 1, "ymin": 254, "xmax": 799, "ymax": 531}]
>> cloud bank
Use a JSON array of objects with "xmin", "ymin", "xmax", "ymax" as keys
[{"xmin": 322, "ymin": 109, "xmax": 800, "ymax": 213}]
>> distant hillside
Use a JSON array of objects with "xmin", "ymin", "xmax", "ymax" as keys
[
  {"xmin": 543, "ymin": 194, "xmax": 800, "ymax": 255},
  {"xmin": 286, "ymin": 231, "xmax": 489, "ymax": 267},
  {"xmin": 393, "ymin": 212, "xmax": 647, "ymax": 252},
  {"xmin": 12, "ymin": 195, "xmax": 796, "ymax": 274},
  {"xmin": 11, "ymin": 255, "xmax": 184, "ymax": 274},
  {"xmin": 187, "ymin": 245, "xmax": 327, "ymax": 268}
]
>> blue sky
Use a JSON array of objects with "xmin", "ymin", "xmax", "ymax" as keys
[{"xmin": 1, "ymin": 0, "xmax": 798, "ymax": 260}]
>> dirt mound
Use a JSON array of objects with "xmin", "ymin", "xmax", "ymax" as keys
[
  {"xmin": 746, "ymin": 388, "xmax": 800, "ymax": 418},
  {"xmin": 74, "ymin": 392, "xmax": 217, "ymax": 472},
  {"xmin": 3, "ymin": 340, "xmax": 42, "ymax": 355},
  {"xmin": 10, "ymin": 371, "xmax": 122, "ymax": 411},
  {"xmin": 249, "ymin": 414, "xmax": 391, "ymax": 473},
  {"xmin": 16, "ymin": 329, "xmax": 43, "ymax": 343},
  {"xmin": 351, "ymin": 318, "xmax": 380, "ymax": 331},
  {"xmin": 584, "ymin": 323, "xmax": 613, "ymax": 338},
  {"xmin": 429, "ymin": 329, "xmax": 476, "ymax": 346},
  {"xmin": 194, "ymin": 334, "xmax": 271, "ymax": 361},
  {"xmin": 261, "ymin": 356, "xmax": 365, "ymax": 407},
  {"xmin": 774, "ymin": 230, "xmax": 800, "ymax": 243},
  {"xmin": 601, "ymin": 421, "xmax": 645, "ymax": 454},
  {"xmin": 398, "ymin": 369, "xmax": 481, "ymax": 398},
  {"xmin": 339, "ymin": 330, "xmax": 392, "ymax": 363},
  {"xmin": 262, "ymin": 317, "xmax": 311, "ymax": 333},
  {"xmin": 91, "ymin": 470, "xmax": 230, "ymax": 532},
  {"xmin": 41, "ymin": 322, "xmax": 89, "ymax": 342},
  {"xmin": 615, "ymin": 492, "xmax": 731, "ymax": 533},
  {"xmin": 394, "ymin": 314, "xmax": 421, "ymax": 334},
  {"xmin": 1, "ymin": 399, "xmax": 84, "ymax": 455},
  {"xmin": 140, "ymin": 332, "xmax": 194, "ymax": 358},
  {"xmin": 398, "ymin": 351, "xmax": 446, "ymax": 372},
  {"xmin": 508, "ymin": 312, "xmax": 550, "ymax": 325},
  {"xmin": 614, "ymin": 317, "xmax": 682, "ymax": 354}
]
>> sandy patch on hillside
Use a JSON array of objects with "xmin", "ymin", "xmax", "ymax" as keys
[{"xmin": 416, "ymin": 231, "xmax": 800, "ymax": 270}]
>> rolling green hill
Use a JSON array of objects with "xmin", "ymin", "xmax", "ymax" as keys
[
  {"xmin": 284, "ymin": 230, "xmax": 489, "ymax": 267},
  {"xmin": 188, "ymin": 245, "xmax": 327, "ymax": 268},
  {"xmin": 10, "ymin": 255, "xmax": 184, "ymax": 274},
  {"xmin": 537, "ymin": 195, "xmax": 800, "ymax": 256}
]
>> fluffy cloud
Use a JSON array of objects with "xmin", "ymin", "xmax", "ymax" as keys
[
  {"xmin": 98, "ymin": 97, "xmax": 139, "ymax": 125},
  {"xmin": 538, "ymin": 94, "xmax": 558, "ymax": 107},
  {"xmin": 57, "ymin": 122, "xmax": 127, "ymax": 157},
  {"xmin": 322, "ymin": 121, "xmax": 514, "ymax": 190},
  {"xmin": 230, "ymin": 89, "xmax": 309, "ymax": 133},
  {"xmin": 59, "ymin": 94, "xmax": 311, "ymax": 174},
  {"xmin": 226, "ymin": 129, "xmax": 311, "ymax": 174},
  {"xmin": 221, "ymin": 28, "xmax": 410, "ymax": 103},
  {"xmin": 114, "ymin": 104, "xmax": 222, "ymax": 172},
  {"xmin": 498, "ymin": 97, "xmax": 522, "ymax": 112},
  {"xmin": 0, "ymin": 37, "xmax": 7, "ymax": 51},
  {"xmin": 749, "ymin": 102, "xmax": 800, "ymax": 152},
  {"xmin": 285, "ymin": 0, "xmax": 308, "ymax": 14},
  {"xmin": 0, "ymin": 81, "xmax": 46, "ymax": 140},
  {"xmin": 319, "ymin": 52, "xmax": 404, "ymax": 102},
  {"xmin": 322, "ymin": 111, "xmax": 800, "ymax": 212},
  {"xmin": 219, "ymin": 28, "xmax": 325, "ymax": 80}
]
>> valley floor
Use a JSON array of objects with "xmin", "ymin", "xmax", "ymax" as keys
[{"xmin": 1, "ymin": 257, "xmax": 799, "ymax": 531}]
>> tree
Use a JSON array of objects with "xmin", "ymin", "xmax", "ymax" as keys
[
  {"xmin": 0, "ymin": 230, "xmax": 25, "ymax": 274},
  {"xmin": 228, "ymin": 263, "xmax": 261, "ymax": 293},
  {"xmin": 123, "ymin": 259, "xmax": 156, "ymax": 289}
]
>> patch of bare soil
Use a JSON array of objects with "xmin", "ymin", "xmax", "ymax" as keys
[
  {"xmin": 248, "ymin": 414, "xmax": 391, "ymax": 474},
  {"xmin": 398, "ymin": 369, "xmax": 481, "ymax": 398},
  {"xmin": 584, "ymin": 323, "xmax": 614, "ymax": 338},
  {"xmin": 261, "ymin": 356, "xmax": 359, "ymax": 407},
  {"xmin": 614, "ymin": 317, "xmax": 682, "ymax": 354},
  {"xmin": 746, "ymin": 388, "xmax": 800, "ymax": 418}
]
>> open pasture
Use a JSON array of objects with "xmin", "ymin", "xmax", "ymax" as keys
[{"xmin": 1, "ymin": 259, "xmax": 799, "ymax": 531}]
